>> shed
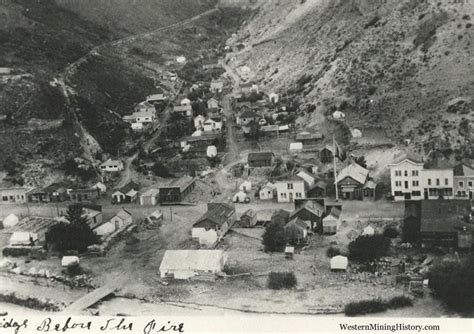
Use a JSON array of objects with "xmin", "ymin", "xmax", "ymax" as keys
[
  {"xmin": 159, "ymin": 250, "xmax": 227, "ymax": 280},
  {"xmin": 180, "ymin": 97, "xmax": 191, "ymax": 106},
  {"xmin": 140, "ymin": 188, "xmax": 160, "ymax": 206},
  {"xmin": 207, "ymin": 145, "xmax": 217, "ymax": 158},
  {"xmin": 93, "ymin": 182, "xmax": 107, "ymax": 193},
  {"xmin": 289, "ymin": 142, "xmax": 303, "ymax": 153},
  {"xmin": 61, "ymin": 256, "xmax": 80, "ymax": 267},
  {"xmin": 332, "ymin": 110, "xmax": 345, "ymax": 119},
  {"xmin": 330, "ymin": 255, "xmax": 348, "ymax": 271},
  {"xmin": 9, "ymin": 232, "xmax": 38, "ymax": 246},
  {"xmin": 351, "ymin": 129, "xmax": 362, "ymax": 138},
  {"xmin": 3, "ymin": 214, "xmax": 19, "ymax": 228},
  {"xmin": 285, "ymin": 246, "xmax": 294, "ymax": 259},
  {"xmin": 240, "ymin": 209, "xmax": 257, "ymax": 227},
  {"xmin": 322, "ymin": 207, "xmax": 341, "ymax": 234}
]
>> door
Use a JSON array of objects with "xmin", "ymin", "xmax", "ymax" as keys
[
  {"xmin": 289, "ymin": 193, "xmax": 293, "ymax": 202},
  {"xmin": 404, "ymin": 193, "xmax": 411, "ymax": 200}
]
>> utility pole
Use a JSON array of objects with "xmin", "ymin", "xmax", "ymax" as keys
[
  {"xmin": 170, "ymin": 206, "xmax": 173, "ymax": 222},
  {"xmin": 333, "ymin": 134, "xmax": 339, "ymax": 201}
]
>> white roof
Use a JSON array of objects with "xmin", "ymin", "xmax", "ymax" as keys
[
  {"xmin": 261, "ymin": 182, "xmax": 276, "ymax": 191},
  {"xmin": 126, "ymin": 189, "xmax": 138, "ymax": 197},
  {"xmin": 95, "ymin": 222, "xmax": 116, "ymax": 236},
  {"xmin": 207, "ymin": 146, "xmax": 217, "ymax": 158},
  {"xmin": 233, "ymin": 191, "xmax": 247, "ymax": 201},
  {"xmin": 332, "ymin": 110, "xmax": 345, "ymax": 119},
  {"xmin": 289, "ymin": 142, "xmax": 303, "ymax": 150},
  {"xmin": 176, "ymin": 56, "xmax": 186, "ymax": 63},
  {"xmin": 285, "ymin": 246, "xmax": 295, "ymax": 253},
  {"xmin": 330, "ymin": 255, "xmax": 348, "ymax": 270},
  {"xmin": 3, "ymin": 214, "xmax": 19, "ymax": 228},
  {"xmin": 131, "ymin": 123, "xmax": 144, "ymax": 130},
  {"xmin": 101, "ymin": 159, "xmax": 122, "ymax": 167},
  {"xmin": 351, "ymin": 129, "xmax": 362, "ymax": 138},
  {"xmin": 180, "ymin": 98, "xmax": 191, "ymax": 105},
  {"xmin": 10, "ymin": 232, "xmax": 38, "ymax": 246},
  {"xmin": 362, "ymin": 226, "xmax": 375, "ymax": 236},
  {"xmin": 141, "ymin": 188, "xmax": 159, "ymax": 197},
  {"xmin": 240, "ymin": 180, "xmax": 252, "ymax": 188},
  {"xmin": 147, "ymin": 94, "xmax": 165, "ymax": 101},
  {"xmin": 279, "ymin": 125, "xmax": 289, "ymax": 131},
  {"xmin": 61, "ymin": 256, "xmax": 80, "ymax": 267},
  {"xmin": 159, "ymin": 250, "xmax": 226, "ymax": 272},
  {"xmin": 297, "ymin": 170, "xmax": 316, "ymax": 184},
  {"xmin": 336, "ymin": 164, "xmax": 369, "ymax": 185}
]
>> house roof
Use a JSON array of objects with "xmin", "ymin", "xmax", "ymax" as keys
[
  {"xmin": 321, "ymin": 145, "xmax": 334, "ymax": 153},
  {"xmin": 117, "ymin": 181, "xmax": 139, "ymax": 195},
  {"xmin": 285, "ymin": 217, "xmax": 308, "ymax": 233},
  {"xmin": 162, "ymin": 176, "xmax": 195, "ymax": 191},
  {"xmin": 261, "ymin": 182, "xmax": 276, "ymax": 191},
  {"xmin": 296, "ymin": 132, "xmax": 323, "ymax": 141},
  {"xmin": 453, "ymin": 163, "xmax": 474, "ymax": 177},
  {"xmin": 296, "ymin": 170, "xmax": 317, "ymax": 184},
  {"xmin": 240, "ymin": 110, "xmax": 260, "ymax": 118},
  {"xmin": 390, "ymin": 153, "xmax": 424, "ymax": 166},
  {"xmin": 141, "ymin": 188, "xmax": 160, "ymax": 197},
  {"xmin": 290, "ymin": 200, "xmax": 324, "ymax": 219},
  {"xmin": 248, "ymin": 152, "xmax": 274, "ymax": 161},
  {"xmin": 241, "ymin": 209, "xmax": 256, "ymax": 218},
  {"xmin": 336, "ymin": 163, "xmax": 369, "ymax": 185},
  {"xmin": 101, "ymin": 159, "xmax": 122, "ymax": 167},
  {"xmin": 363, "ymin": 180, "xmax": 377, "ymax": 189},
  {"xmin": 193, "ymin": 203, "xmax": 235, "ymax": 227},
  {"xmin": 310, "ymin": 180, "xmax": 327, "ymax": 191},
  {"xmin": 329, "ymin": 206, "xmax": 341, "ymax": 219},
  {"xmin": 173, "ymin": 105, "xmax": 192, "ymax": 112},
  {"xmin": 114, "ymin": 209, "xmax": 132, "ymax": 221},
  {"xmin": 261, "ymin": 125, "xmax": 279, "ymax": 132},
  {"xmin": 420, "ymin": 200, "xmax": 471, "ymax": 233},
  {"xmin": 42, "ymin": 181, "xmax": 70, "ymax": 193},
  {"xmin": 147, "ymin": 94, "xmax": 165, "ymax": 101},
  {"xmin": 159, "ymin": 250, "xmax": 226, "ymax": 271},
  {"xmin": 330, "ymin": 255, "xmax": 348, "ymax": 270}
]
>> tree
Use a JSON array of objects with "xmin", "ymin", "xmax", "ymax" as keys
[
  {"xmin": 262, "ymin": 222, "xmax": 287, "ymax": 252},
  {"xmin": 268, "ymin": 272, "xmax": 297, "ymax": 289},
  {"xmin": 354, "ymin": 156, "xmax": 367, "ymax": 169},
  {"xmin": 428, "ymin": 258, "xmax": 474, "ymax": 313},
  {"xmin": 348, "ymin": 235, "xmax": 390, "ymax": 262},
  {"xmin": 45, "ymin": 205, "xmax": 100, "ymax": 253},
  {"xmin": 152, "ymin": 161, "xmax": 173, "ymax": 178},
  {"xmin": 246, "ymin": 120, "xmax": 260, "ymax": 140}
]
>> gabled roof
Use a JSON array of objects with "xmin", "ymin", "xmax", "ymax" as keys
[
  {"xmin": 117, "ymin": 181, "xmax": 139, "ymax": 195},
  {"xmin": 114, "ymin": 209, "xmax": 132, "ymax": 221},
  {"xmin": 389, "ymin": 153, "xmax": 424, "ymax": 166},
  {"xmin": 193, "ymin": 203, "xmax": 235, "ymax": 228},
  {"xmin": 141, "ymin": 188, "xmax": 159, "ymax": 197},
  {"xmin": 310, "ymin": 180, "xmax": 327, "ymax": 190},
  {"xmin": 261, "ymin": 182, "xmax": 276, "ymax": 191},
  {"xmin": 159, "ymin": 250, "xmax": 226, "ymax": 271},
  {"xmin": 320, "ymin": 145, "xmax": 334, "ymax": 153},
  {"xmin": 363, "ymin": 180, "xmax": 377, "ymax": 189},
  {"xmin": 241, "ymin": 209, "xmax": 256, "ymax": 218},
  {"xmin": 296, "ymin": 132, "xmax": 323, "ymax": 141},
  {"xmin": 285, "ymin": 217, "xmax": 308, "ymax": 233},
  {"xmin": 328, "ymin": 206, "xmax": 341, "ymax": 219},
  {"xmin": 420, "ymin": 200, "xmax": 471, "ymax": 233},
  {"xmin": 173, "ymin": 105, "xmax": 192, "ymax": 112},
  {"xmin": 290, "ymin": 200, "xmax": 324, "ymax": 219},
  {"xmin": 101, "ymin": 159, "xmax": 122, "ymax": 167},
  {"xmin": 42, "ymin": 181, "xmax": 70, "ymax": 193},
  {"xmin": 453, "ymin": 163, "xmax": 474, "ymax": 177},
  {"xmin": 248, "ymin": 151, "xmax": 274, "ymax": 161},
  {"xmin": 336, "ymin": 164, "xmax": 369, "ymax": 185}
]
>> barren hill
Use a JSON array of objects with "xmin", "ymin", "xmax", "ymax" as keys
[{"xmin": 227, "ymin": 0, "xmax": 473, "ymax": 160}]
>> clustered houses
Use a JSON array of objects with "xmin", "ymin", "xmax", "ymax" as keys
[
  {"xmin": 122, "ymin": 101, "xmax": 159, "ymax": 132},
  {"xmin": 0, "ymin": 187, "xmax": 30, "ymax": 204},
  {"xmin": 100, "ymin": 159, "xmax": 124, "ymax": 173},
  {"xmin": 389, "ymin": 156, "xmax": 472, "ymax": 201}
]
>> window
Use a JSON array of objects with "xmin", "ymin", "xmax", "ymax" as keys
[
  {"xmin": 412, "ymin": 191, "xmax": 421, "ymax": 196},
  {"xmin": 459, "ymin": 181, "xmax": 464, "ymax": 188},
  {"xmin": 412, "ymin": 170, "xmax": 419, "ymax": 176},
  {"xmin": 395, "ymin": 170, "xmax": 401, "ymax": 177},
  {"xmin": 469, "ymin": 181, "xmax": 473, "ymax": 187},
  {"xmin": 395, "ymin": 181, "xmax": 402, "ymax": 187},
  {"xmin": 287, "ymin": 183, "xmax": 293, "ymax": 190},
  {"xmin": 445, "ymin": 178, "xmax": 448, "ymax": 186},
  {"xmin": 2, "ymin": 196, "xmax": 8, "ymax": 201},
  {"xmin": 404, "ymin": 181, "xmax": 409, "ymax": 189},
  {"xmin": 394, "ymin": 191, "xmax": 403, "ymax": 196},
  {"xmin": 428, "ymin": 179, "xmax": 431, "ymax": 186},
  {"xmin": 436, "ymin": 179, "xmax": 440, "ymax": 186},
  {"xmin": 404, "ymin": 170, "xmax": 408, "ymax": 177},
  {"xmin": 413, "ymin": 181, "xmax": 419, "ymax": 187}
]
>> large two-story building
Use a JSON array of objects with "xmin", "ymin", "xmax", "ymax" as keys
[
  {"xmin": 275, "ymin": 178, "xmax": 307, "ymax": 203},
  {"xmin": 453, "ymin": 163, "xmax": 474, "ymax": 199}
]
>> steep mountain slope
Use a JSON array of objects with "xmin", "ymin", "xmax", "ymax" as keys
[
  {"xmin": 228, "ymin": 0, "xmax": 473, "ymax": 160},
  {"xmin": 55, "ymin": 0, "xmax": 217, "ymax": 35}
]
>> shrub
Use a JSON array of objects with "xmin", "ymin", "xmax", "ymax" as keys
[
  {"xmin": 326, "ymin": 245, "xmax": 340, "ymax": 258},
  {"xmin": 262, "ymin": 222, "xmax": 287, "ymax": 252},
  {"xmin": 428, "ymin": 259, "xmax": 474, "ymax": 312},
  {"xmin": 344, "ymin": 299, "xmax": 387, "ymax": 316},
  {"xmin": 387, "ymin": 296, "xmax": 413, "ymax": 309},
  {"xmin": 383, "ymin": 227, "xmax": 399, "ymax": 239},
  {"xmin": 348, "ymin": 235, "xmax": 390, "ymax": 262},
  {"xmin": 268, "ymin": 272, "xmax": 297, "ymax": 290},
  {"xmin": 66, "ymin": 263, "xmax": 83, "ymax": 277}
]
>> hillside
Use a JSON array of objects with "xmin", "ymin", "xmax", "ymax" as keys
[
  {"xmin": 55, "ymin": 0, "xmax": 217, "ymax": 35},
  {"xmin": 227, "ymin": 0, "xmax": 473, "ymax": 161}
]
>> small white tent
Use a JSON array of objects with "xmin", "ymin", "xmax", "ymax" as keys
[
  {"xmin": 61, "ymin": 256, "xmax": 80, "ymax": 267},
  {"xmin": 239, "ymin": 180, "xmax": 252, "ymax": 193},
  {"xmin": 207, "ymin": 145, "xmax": 217, "ymax": 158},
  {"xmin": 180, "ymin": 98, "xmax": 191, "ymax": 106},
  {"xmin": 269, "ymin": 92, "xmax": 279, "ymax": 103},
  {"xmin": 332, "ymin": 110, "xmax": 345, "ymax": 119},
  {"xmin": 233, "ymin": 191, "xmax": 248, "ymax": 203},
  {"xmin": 330, "ymin": 255, "xmax": 348, "ymax": 271},
  {"xmin": 362, "ymin": 225, "xmax": 375, "ymax": 236},
  {"xmin": 176, "ymin": 56, "xmax": 186, "ymax": 64},
  {"xmin": 3, "ymin": 214, "xmax": 19, "ymax": 228},
  {"xmin": 289, "ymin": 142, "xmax": 303, "ymax": 153},
  {"xmin": 351, "ymin": 129, "xmax": 362, "ymax": 138}
]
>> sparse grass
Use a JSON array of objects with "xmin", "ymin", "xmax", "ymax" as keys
[{"xmin": 268, "ymin": 272, "xmax": 297, "ymax": 290}]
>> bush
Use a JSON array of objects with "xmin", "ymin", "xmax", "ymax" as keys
[
  {"xmin": 348, "ymin": 235, "xmax": 390, "ymax": 262},
  {"xmin": 268, "ymin": 272, "xmax": 297, "ymax": 290},
  {"xmin": 344, "ymin": 299, "xmax": 387, "ymax": 316},
  {"xmin": 383, "ymin": 227, "xmax": 399, "ymax": 239},
  {"xmin": 262, "ymin": 222, "xmax": 287, "ymax": 252},
  {"xmin": 387, "ymin": 296, "xmax": 413, "ymax": 309},
  {"xmin": 326, "ymin": 245, "xmax": 340, "ymax": 258},
  {"xmin": 428, "ymin": 259, "xmax": 474, "ymax": 312},
  {"xmin": 66, "ymin": 263, "xmax": 83, "ymax": 277}
]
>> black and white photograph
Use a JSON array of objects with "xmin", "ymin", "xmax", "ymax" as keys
[{"xmin": 0, "ymin": 0, "xmax": 473, "ymax": 332}]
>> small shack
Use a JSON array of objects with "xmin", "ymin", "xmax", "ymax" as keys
[
  {"xmin": 239, "ymin": 180, "xmax": 252, "ymax": 193},
  {"xmin": 61, "ymin": 256, "xmax": 80, "ymax": 267},
  {"xmin": 285, "ymin": 246, "xmax": 294, "ymax": 260},
  {"xmin": 2, "ymin": 214, "xmax": 19, "ymax": 228},
  {"xmin": 9, "ymin": 232, "xmax": 38, "ymax": 246},
  {"xmin": 322, "ymin": 207, "xmax": 341, "ymax": 234},
  {"xmin": 232, "ymin": 191, "xmax": 248, "ymax": 203},
  {"xmin": 330, "ymin": 255, "xmax": 348, "ymax": 272},
  {"xmin": 362, "ymin": 225, "xmax": 375, "ymax": 236},
  {"xmin": 240, "ymin": 209, "xmax": 257, "ymax": 227}
]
